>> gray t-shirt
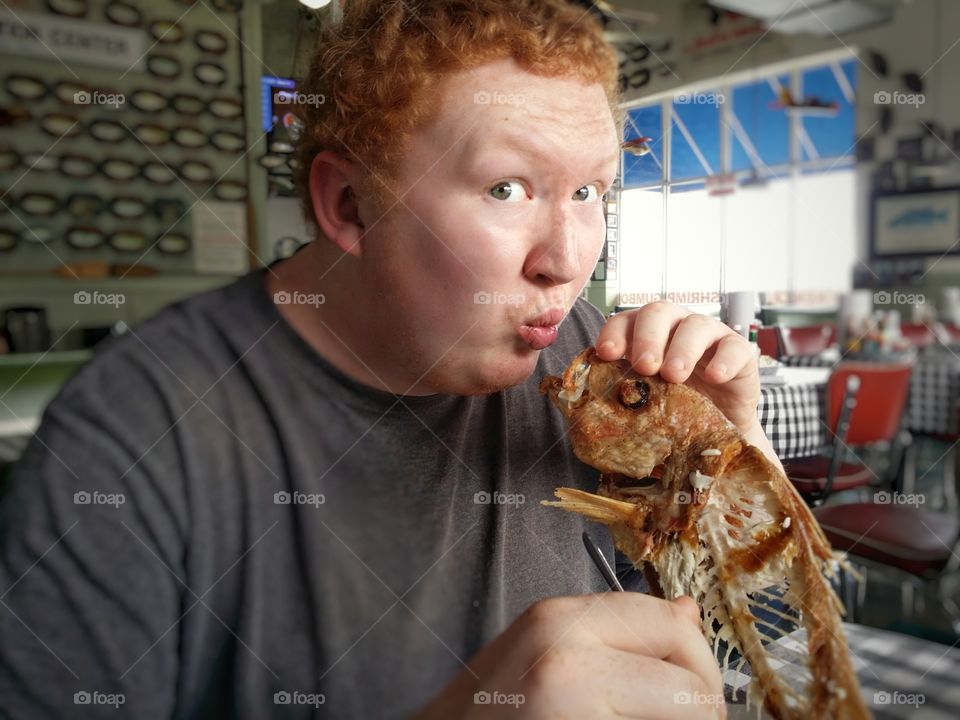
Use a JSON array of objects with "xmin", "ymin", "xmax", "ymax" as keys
[{"xmin": 0, "ymin": 264, "xmax": 621, "ymax": 719}]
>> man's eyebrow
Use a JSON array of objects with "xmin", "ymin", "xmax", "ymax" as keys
[{"xmin": 476, "ymin": 134, "xmax": 619, "ymax": 174}]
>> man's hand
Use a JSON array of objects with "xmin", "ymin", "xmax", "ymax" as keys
[
  {"xmin": 596, "ymin": 302, "xmax": 760, "ymax": 434},
  {"xmin": 413, "ymin": 593, "xmax": 726, "ymax": 719},
  {"xmin": 594, "ymin": 302, "xmax": 783, "ymax": 470}
]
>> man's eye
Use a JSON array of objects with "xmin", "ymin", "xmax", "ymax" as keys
[
  {"xmin": 489, "ymin": 181, "xmax": 526, "ymax": 202},
  {"xmin": 573, "ymin": 185, "xmax": 601, "ymax": 202}
]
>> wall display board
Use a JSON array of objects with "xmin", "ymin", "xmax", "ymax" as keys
[{"xmin": 0, "ymin": 0, "xmax": 248, "ymax": 275}]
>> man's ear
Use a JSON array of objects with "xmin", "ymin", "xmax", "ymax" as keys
[{"xmin": 308, "ymin": 151, "xmax": 366, "ymax": 258}]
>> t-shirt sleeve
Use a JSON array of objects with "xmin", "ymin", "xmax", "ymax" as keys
[{"xmin": 0, "ymin": 356, "xmax": 184, "ymax": 719}]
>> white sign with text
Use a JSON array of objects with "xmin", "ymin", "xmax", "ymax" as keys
[{"xmin": 0, "ymin": 9, "xmax": 145, "ymax": 70}]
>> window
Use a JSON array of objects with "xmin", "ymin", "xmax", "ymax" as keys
[
  {"xmin": 671, "ymin": 95, "xmax": 721, "ymax": 181},
  {"xmin": 792, "ymin": 169, "xmax": 857, "ymax": 293},
  {"xmin": 724, "ymin": 178, "xmax": 792, "ymax": 295},
  {"xmin": 618, "ymin": 56, "xmax": 858, "ymax": 309},
  {"xmin": 800, "ymin": 61, "xmax": 856, "ymax": 160},
  {"xmin": 730, "ymin": 75, "xmax": 790, "ymax": 172},
  {"xmin": 618, "ymin": 188, "xmax": 664, "ymax": 305},
  {"xmin": 665, "ymin": 182, "xmax": 722, "ymax": 297},
  {"xmin": 622, "ymin": 104, "xmax": 663, "ymax": 188}
]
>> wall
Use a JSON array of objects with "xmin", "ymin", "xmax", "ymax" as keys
[
  {"xmin": 0, "ymin": 0, "xmax": 261, "ymax": 341},
  {"xmin": 846, "ymin": 0, "xmax": 960, "ymax": 300},
  {"xmin": 0, "ymin": 0, "xmax": 250, "ymax": 276}
]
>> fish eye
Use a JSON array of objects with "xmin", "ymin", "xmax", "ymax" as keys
[{"xmin": 618, "ymin": 379, "xmax": 650, "ymax": 409}]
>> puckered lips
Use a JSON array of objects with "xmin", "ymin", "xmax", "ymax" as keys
[{"xmin": 518, "ymin": 307, "xmax": 565, "ymax": 350}]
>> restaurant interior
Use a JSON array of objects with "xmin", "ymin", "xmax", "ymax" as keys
[{"xmin": 1, "ymin": 0, "xmax": 959, "ymax": 716}]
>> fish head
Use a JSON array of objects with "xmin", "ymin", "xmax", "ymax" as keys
[{"xmin": 539, "ymin": 348, "xmax": 732, "ymax": 484}]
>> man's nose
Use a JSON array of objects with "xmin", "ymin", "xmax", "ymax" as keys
[{"xmin": 523, "ymin": 205, "xmax": 582, "ymax": 286}]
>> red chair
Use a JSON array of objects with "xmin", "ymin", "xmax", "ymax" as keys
[
  {"xmin": 756, "ymin": 327, "xmax": 782, "ymax": 358},
  {"xmin": 815, "ymin": 503, "xmax": 959, "ymax": 578},
  {"xmin": 813, "ymin": 429, "xmax": 960, "ymax": 628},
  {"xmin": 814, "ymin": 501, "xmax": 960, "ymax": 628},
  {"xmin": 777, "ymin": 323, "xmax": 835, "ymax": 356},
  {"xmin": 899, "ymin": 322, "xmax": 936, "ymax": 348},
  {"xmin": 784, "ymin": 362, "xmax": 913, "ymax": 505}
]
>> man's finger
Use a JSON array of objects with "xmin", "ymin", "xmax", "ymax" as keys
[
  {"xmin": 595, "ymin": 312, "xmax": 633, "ymax": 361},
  {"xmin": 660, "ymin": 314, "xmax": 731, "ymax": 384},
  {"xmin": 627, "ymin": 303, "xmax": 692, "ymax": 376},
  {"xmin": 704, "ymin": 333, "xmax": 757, "ymax": 384},
  {"xmin": 604, "ymin": 650, "xmax": 727, "ymax": 720},
  {"xmin": 569, "ymin": 594, "xmax": 725, "ymax": 703}
]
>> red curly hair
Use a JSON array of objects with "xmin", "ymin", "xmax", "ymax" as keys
[{"xmin": 293, "ymin": 0, "xmax": 621, "ymax": 225}]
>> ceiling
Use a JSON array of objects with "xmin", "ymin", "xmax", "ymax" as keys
[{"xmin": 590, "ymin": 0, "xmax": 901, "ymax": 43}]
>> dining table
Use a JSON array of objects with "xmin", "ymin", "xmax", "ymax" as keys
[
  {"xmin": 756, "ymin": 366, "xmax": 831, "ymax": 460},
  {"xmin": 724, "ymin": 622, "xmax": 960, "ymax": 718},
  {"xmin": 906, "ymin": 349, "xmax": 960, "ymax": 437},
  {"xmin": 779, "ymin": 348, "xmax": 960, "ymax": 438}
]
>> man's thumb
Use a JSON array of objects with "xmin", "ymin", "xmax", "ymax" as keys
[{"xmin": 672, "ymin": 595, "xmax": 701, "ymax": 625}]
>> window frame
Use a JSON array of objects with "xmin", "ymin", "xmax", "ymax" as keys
[
  {"xmin": 622, "ymin": 53, "xmax": 858, "ymax": 192},
  {"xmin": 615, "ymin": 50, "xmax": 858, "ymax": 303}
]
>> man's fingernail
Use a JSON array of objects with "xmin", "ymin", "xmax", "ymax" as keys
[
  {"xmin": 598, "ymin": 341, "xmax": 616, "ymax": 355},
  {"xmin": 666, "ymin": 357, "xmax": 685, "ymax": 372},
  {"xmin": 639, "ymin": 351, "xmax": 655, "ymax": 365},
  {"xmin": 714, "ymin": 363, "xmax": 728, "ymax": 377}
]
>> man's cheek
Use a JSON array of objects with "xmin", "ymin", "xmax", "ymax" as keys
[
  {"xmin": 583, "ymin": 218, "xmax": 607, "ymax": 263},
  {"xmin": 453, "ymin": 233, "xmax": 521, "ymax": 280}
]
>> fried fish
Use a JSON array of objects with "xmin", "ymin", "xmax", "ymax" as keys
[{"xmin": 541, "ymin": 348, "xmax": 870, "ymax": 720}]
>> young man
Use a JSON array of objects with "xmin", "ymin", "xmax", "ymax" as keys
[{"xmin": 0, "ymin": 1, "xmax": 768, "ymax": 717}]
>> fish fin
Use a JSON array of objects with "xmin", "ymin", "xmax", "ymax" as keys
[
  {"xmin": 719, "ymin": 445, "xmax": 872, "ymax": 718},
  {"xmin": 730, "ymin": 444, "xmax": 835, "ymax": 562},
  {"xmin": 541, "ymin": 487, "xmax": 636, "ymax": 525}
]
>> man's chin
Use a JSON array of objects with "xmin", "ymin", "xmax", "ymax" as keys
[{"xmin": 423, "ymin": 347, "xmax": 541, "ymax": 396}]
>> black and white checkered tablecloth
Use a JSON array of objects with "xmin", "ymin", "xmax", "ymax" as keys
[
  {"xmin": 725, "ymin": 623, "xmax": 960, "ymax": 719},
  {"xmin": 781, "ymin": 354, "xmax": 960, "ymax": 437},
  {"xmin": 781, "ymin": 354, "xmax": 834, "ymax": 368},
  {"xmin": 757, "ymin": 379, "xmax": 828, "ymax": 460},
  {"xmin": 909, "ymin": 356, "xmax": 960, "ymax": 437}
]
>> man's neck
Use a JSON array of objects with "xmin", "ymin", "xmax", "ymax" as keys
[{"xmin": 264, "ymin": 245, "xmax": 436, "ymax": 397}]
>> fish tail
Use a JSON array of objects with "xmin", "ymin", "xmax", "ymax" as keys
[
  {"xmin": 541, "ymin": 488, "xmax": 636, "ymax": 525},
  {"xmin": 796, "ymin": 546, "xmax": 873, "ymax": 719}
]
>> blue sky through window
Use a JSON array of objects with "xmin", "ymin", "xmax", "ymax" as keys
[
  {"xmin": 670, "ymin": 96, "xmax": 720, "ymax": 181},
  {"xmin": 731, "ymin": 75, "xmax": 790, "ymax": 171},
  {"xmin": 622, "ymin": 58, "xmax": 857, "ymax": 181},
  {"xmin": 800, "ymin": 59, "xmax": 857, "ymax": 160}
]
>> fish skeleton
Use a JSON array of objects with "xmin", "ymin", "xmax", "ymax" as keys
[{"xmin": 540, "ymin": 348, "xmax": 870, "ymax": 719}]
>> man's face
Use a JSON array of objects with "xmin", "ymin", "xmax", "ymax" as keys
[{"xmin": 356, "ymin": 58, "xmax": 619, "ymax": 395}]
